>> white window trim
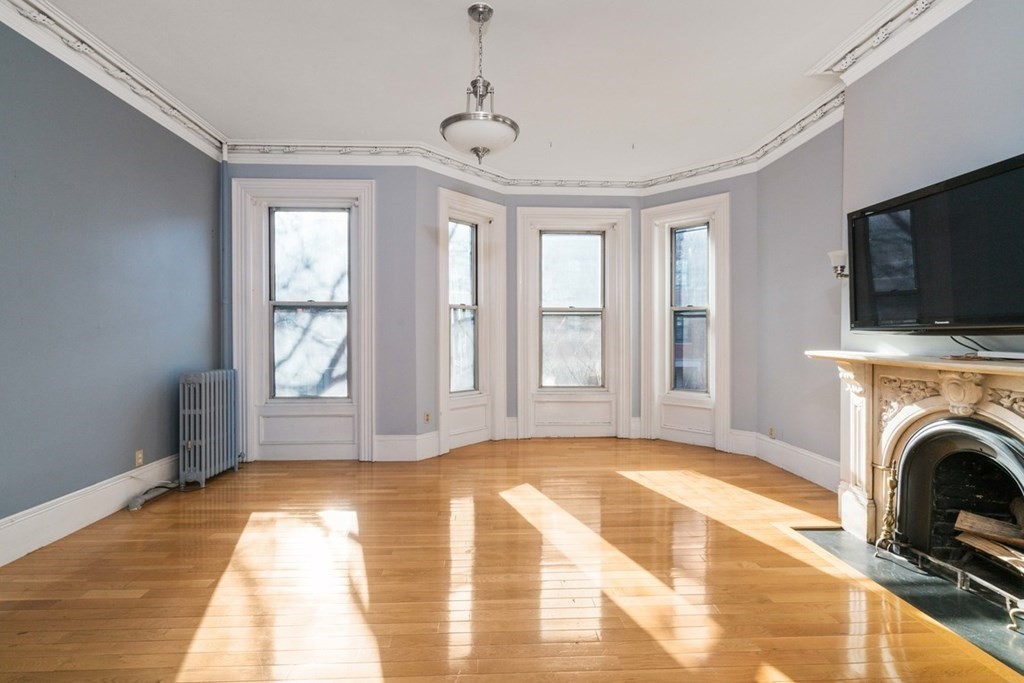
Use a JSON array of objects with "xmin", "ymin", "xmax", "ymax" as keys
[
  {"xmin": 517, "ymin": 207, "xmax": 632, "ymax": 438},
  {"xmin": 232, "ymin": 178, "xmax": 375, "ymax": 461},
  {"xmin": 640, "ymin": 193, "xmax": 731, "ymax": 447},
  {"xmin": 437, "ymin": 189, "xmax": 507, "ymax": 453}
]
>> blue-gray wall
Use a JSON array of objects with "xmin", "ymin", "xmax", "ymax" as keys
[
  {"xmin": 842, "ymin": 0, "xmax": 1024, "ymax": 357},
  {"xmin": 757, "ymin": 124, "xmax": 844, "ymax": 457},
  {"xmin": 0, "ymin": 24, "xmax": 220, "ymax": 518}
]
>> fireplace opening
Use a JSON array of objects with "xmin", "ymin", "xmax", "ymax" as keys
[
  {"xmin": 895, "ymin": 418, "xmax": 1024, "ymax": 595},
  {"xmin": 932, "ymin": 451, "xmax": 1021, "ymax": 560}
]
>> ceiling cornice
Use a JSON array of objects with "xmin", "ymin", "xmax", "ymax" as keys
[
  {"xmin": 227, "ymin": 89, "xmax": 846, "ymax": 195},
  {"xmin": 808, "ymin": 0, "xmax": 973, "ymax": 85},
  {"xmin": 1, "ymin": 0, "xmax": 225, "ymax": 157},
  {"xmin": 2, "ymin": 0, "xmax": 967, "ymax": 189}
]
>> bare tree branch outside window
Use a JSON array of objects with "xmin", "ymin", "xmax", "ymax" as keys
[{"xmin": 271, "ymin": 209, "xmax": 350, "ymax": 398}]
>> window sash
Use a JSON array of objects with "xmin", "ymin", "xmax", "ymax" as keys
[
  {"xmin": 269, "ymin": 208, "xmax": 352, "ymax": 399},
  {"xmin": 450, "ymin": 304, "xmax": 479, "ymax": 393},
  {"xmin": 448, "ymin": 220, "xmax": 477, "ymax": 307},
  {"xmin": 671, "ymin": 307, "xmax": 707, "ymax": 392},
  {"xmin": 671, "ymin": 224, "xmax": 708, "ymax": 308},
  {"xmin": 538, "ymin": 231, "xmax": 606, "ymax": 389},
  {"xmin": 669, "ymin": 224, "xmax": 709, "ymax": 394},
  {"xmin": 449, "ymin": 220, "xmax": 479, "ymax": 393},
  {"xmin": 540, "ymin": 311, "xmax": 604, "ymax": 388},
  {"xmin": 271, "ymin": 303, "xmax": 349, "ymax": 398},
  {"xmin": 540, "ymin": 231, "xmax": 604, "ymax": 309},
  {"xmin": 270, "ymin": 208, "xmax": 351, "ymax": 304}
]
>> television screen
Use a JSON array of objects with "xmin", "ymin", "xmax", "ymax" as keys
[{"xmin": 848, "ymin": 153, "xmax": 1024, "ymax": 333}]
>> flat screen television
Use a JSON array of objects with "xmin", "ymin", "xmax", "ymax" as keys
[{"xmin": 848, "ymin": 152, "xmax": 1024, "ymax": 333}]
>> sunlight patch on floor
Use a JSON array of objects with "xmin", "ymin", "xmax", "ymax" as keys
[
  {"xmin": 620, "ymin": 469, "xmax": 837, "ymax": 534},
  {"xmin": 500, "ymin": 483, "xmax": 721, "ymax": 667},
  {"xmin": 448, "ymin": 495, "xmax": 475, "ymax": 661},
  {"xmin": 176, "ymin": 510, "xmax": 383, "ymax": 682},
  {"xmin": 756, "ymin": 663, "xmax": 796, "ymax": 682}
]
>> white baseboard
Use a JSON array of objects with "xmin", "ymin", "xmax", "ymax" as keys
[
  {"xmin": 0, "ymin": 455, "xmax": 179, "ymax": 568},
  {"xmin": 505, "ymin": 417, "xmax": 519, "ymax": 439},
  {"xmin": 373, "ymin": 431, "xmax": 441, "ymax": 462},
  {"xmin": 754, "ymin": 434, "xmax": 840, "ymax": 492}
]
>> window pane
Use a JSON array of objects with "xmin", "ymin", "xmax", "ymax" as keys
[
  {"xmin": 541, "ymin": 312, "xmax": 602, "ymax": 387},
  {"xmin": 450, "ymin": 308, "xmax": 477, "ymax": 392},
  {"xmin": 273, "ymin": 307, "xmax": 348, "ymax": 397},
  {"xmin": 541, "ymin": 233, "xmax": 602, "ymax": 308},
  {"xmin": 672, "ymin": 226, "xmax": 708, "ymax": 308},
  {"xmin": 448, "ymin": 221, "xmax": 476, "ymax": 306},
  {"xmin": 672, "ymin": 310, "xmax": 707, "ymax": 392},
  {"xmin": 273, "ymin": 209, "xmax": 349, "ymax": 302}
]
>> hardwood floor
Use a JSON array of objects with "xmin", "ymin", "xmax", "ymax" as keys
[{"xmin": 0, "ymin": 438, "xmax": 1017, "ymax": 682}]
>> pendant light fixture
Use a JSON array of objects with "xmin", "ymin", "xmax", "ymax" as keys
[{"xmin": 440, "ymin": 3, "xmax": 520, "ymax": 164}]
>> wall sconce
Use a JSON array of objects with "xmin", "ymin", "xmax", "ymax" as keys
[{"xmin": 828, "ymin": 250, "xmax": 849, "ymax": 279}]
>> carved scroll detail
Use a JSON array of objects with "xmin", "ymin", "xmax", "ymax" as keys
[
  {"xmin": 878, "ymin": 376, "xmax": 940, "ymax": 432},
  {"xmin": 989, "ymin": 388, "xmax": 1024, "ymax": 417},
  {"xmin": 837, "ymin": 362, "xmax": 867, "ymax": 397}
]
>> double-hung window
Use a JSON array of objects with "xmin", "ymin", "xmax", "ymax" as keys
[
  {"xmin": 438, "ymin": 189, "xmax": 507, "ymax": 451},
  {"xmin": 540, "ymin": 232, "xmax": 604, "ymax": 388},
  {"xmin": 448, "ymin": 219, "xmax": 478, "ymax": 393},
  {"xmin": 270, "ymin": 208, "xmax": 350, "ymax": 398},
  {"xmin": 670, "ymin": 224, "xmax": 709, "ymax": 393},
  {"xmin": 518, "ymin": 207, "xmax": 630, "ymax": 438},
  {"xmin": 640, "ymin": 193, "xmax": 729, "ymax": 447}
]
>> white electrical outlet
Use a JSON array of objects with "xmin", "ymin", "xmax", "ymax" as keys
[
  {"xmin": 424, "ymin": 412, "xmax": 431, "ymax": 424},
  {"xmin": 134, "ymin": 449, "xmax": 144, "ymax": 467}
]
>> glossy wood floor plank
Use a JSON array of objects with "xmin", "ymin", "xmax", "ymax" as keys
[{"xmin": 0, "ymin": 438, "xmax": 1018, "ymax": 682}]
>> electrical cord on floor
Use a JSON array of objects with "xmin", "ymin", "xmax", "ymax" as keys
[
  {"xmin": 127, "ymin": 481, "xmax": 204, "ymax": 511},
  {"xmin": 128, "ymin": 453, "xmax": 243, "ymax": 511}
]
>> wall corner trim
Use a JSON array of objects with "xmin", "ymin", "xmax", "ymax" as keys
[
  {"xmin": 373, "ymin": 432, "xmax": 441, "ymax": 462},
  {"xmin": 725, "ymin": 429, "xmax": 759, "ymax": 456},
  {"xmin": 0, "ymin": 455, "xmax": 179, "ymax": 568}
]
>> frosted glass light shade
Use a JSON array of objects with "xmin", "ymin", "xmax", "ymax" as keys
[{"xmin": 440, "ymin": 111, "xmax": 520, "ymax": 159}]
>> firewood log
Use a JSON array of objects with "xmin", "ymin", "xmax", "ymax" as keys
[
  {"xmin": 1010, "ymin": 497, "xmax": 1024, "ymax": 529},
  {"xmin": 954, "ymin": 510, "xmax": 1024, "ymax": 549},
  {"xmin": 956, "ymin": 532, "xmax": 1024, "ymax": 575}
]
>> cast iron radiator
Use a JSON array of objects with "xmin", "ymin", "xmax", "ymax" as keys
[{"xmin": 179, "ymin": 369, "xmax": 240, "ymax": 487}]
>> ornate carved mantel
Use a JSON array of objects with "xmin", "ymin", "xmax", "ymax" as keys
[{"xmin": 806, "ymin": 351, "xmax": 1024, "ymax": 542}]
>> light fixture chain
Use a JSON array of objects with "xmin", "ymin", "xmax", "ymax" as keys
[{"xmin": 477, "ymin": 18, "xmax": 485, "ymax": 80}]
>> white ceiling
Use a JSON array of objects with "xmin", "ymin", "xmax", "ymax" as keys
[{"xmin": 45, "ymin": 0, "xmax": 895, "ymax": 181}]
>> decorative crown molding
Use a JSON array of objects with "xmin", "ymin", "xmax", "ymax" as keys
[
  {"xmin": 228, "ymin": 90, "xmax": 846, "ymax": 193},
  {"xmin": 808, "ymin": 0, "xmax": 973, "ymax": 85},
  {"xmin": 4, "ymin": 0, "xmax": 964, "ymax": 188},
  {"xmin": 2, "ymin": 0, "xmax": 225, "ymax": 157}
]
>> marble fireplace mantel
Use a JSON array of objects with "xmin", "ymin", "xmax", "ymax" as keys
[{"xmin": 806, "ymin": 350, "xmax": 1024, "ymax": 542}]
